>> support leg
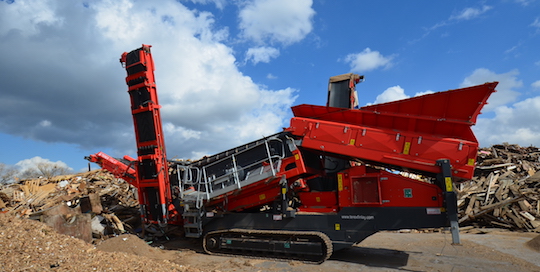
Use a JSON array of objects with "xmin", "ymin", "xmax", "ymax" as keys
[{"xmin": 437, "ymin": 159, "xmax": 460, "ymax": 245}]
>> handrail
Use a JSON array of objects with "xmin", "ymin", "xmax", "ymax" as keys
[{"xmin": 177, "ymin": 137, "xmax": 285, "ymax": 203}]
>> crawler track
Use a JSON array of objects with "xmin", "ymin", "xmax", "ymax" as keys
[{"xmin": 202, "ymin": 229, "xmax": 333, "ymax": 264}]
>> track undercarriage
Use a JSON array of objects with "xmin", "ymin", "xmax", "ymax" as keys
[{"xmin": 203, "ymin": 229, "xmax": 333, "ymax": 263}]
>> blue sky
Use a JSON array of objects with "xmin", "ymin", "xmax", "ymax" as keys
[{"xmin": 0, "ymin": 0, "xmax": 539, "ymax": 174}]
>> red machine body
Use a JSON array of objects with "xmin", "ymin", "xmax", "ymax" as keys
[
  {"xmin": 119, "ymin": 45, "xmax": 175, "ymax": 225},
  {"xmin": 85, "ymin": 152, "xmax": 136, "ymax": 185},
  {"xmin": 88, "ymin": 45, "xmax": 497, "ymax": 263},
  {"xmin": 289, "ymin": 82, "xmax": 496, "ymax": 181}
]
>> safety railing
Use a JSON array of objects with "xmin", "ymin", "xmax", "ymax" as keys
[{"xmin": 177, "ymin": 137, "xmax": 285, "ymax": 208}]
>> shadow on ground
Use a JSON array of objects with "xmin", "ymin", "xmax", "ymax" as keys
[{"xmin": 329, "ymin": 246, "xmax": 419, "ymax": 271}]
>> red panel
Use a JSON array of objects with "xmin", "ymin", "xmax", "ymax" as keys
[
  {"xmin": 306, "ymin": 122, "xmax": 353, "ymax": 145},
  {"xmin": 338, "ymin": 166, "xmax": 443, "ymax": 208},
  {"xmin": 377, "ymin": 172, "xmax": 443, "ymax": 207},
  {"xmin": 352, "ymin": 177, "xmax": 380, "ymax": 204},
  {"xmin": 207, "ymin": 177, "xmax": 282, "ymax": 211},
  {"xmin": 361, "ymin": 83, "xmax": 496, "ymax": 125},
  {"xmin": 291, "ymin": 82, "xmax": 496, "ymax": 142},
  {"xmin": 289, "ymin": 117, "xmax": 478, "ymax": 179},
  {"xmin": 299, "ymin": 192, "xmax": 338, "ymax": 207},
  {"xmin": 353, "ymin": 127, "xmax": 405, "ymax": 154}
]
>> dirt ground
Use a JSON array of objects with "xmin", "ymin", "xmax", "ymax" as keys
[
  {"xmin": 154, "ymin": 230, "xmax": 540, "ymax": 272},
  {"xmin": 1, "ymin": 213, "xmax": 539, "ymax": 272}
]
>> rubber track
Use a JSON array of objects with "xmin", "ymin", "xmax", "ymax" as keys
[{"xmin": 202, "ymin": 229, "xmax": 333, "ymax": 264}]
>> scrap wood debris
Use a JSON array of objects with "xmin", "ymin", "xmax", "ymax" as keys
[
  {"xmin": 0, "ymin": 213, "xmax": 198, "ymax": 272},
  {"xmin": 457, "ymin": 143, "xmax": 540, "ymax": 232},
  {"xmin": 0, "ymin": 169, "xmax": 141, "ymax": 241}
]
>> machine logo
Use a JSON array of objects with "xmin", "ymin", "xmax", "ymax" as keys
[{"xmin": 341, "ymin": 215, "xmax": 375, "ymax": 220}]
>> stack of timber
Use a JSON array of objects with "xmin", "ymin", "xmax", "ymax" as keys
[
  {"xmin": 0, "ymin": 170, "xmax": 140, "ymax": 241},
  {"xmin": 458, "ymin": 143, "xmax": 540, "ymax": 232}
]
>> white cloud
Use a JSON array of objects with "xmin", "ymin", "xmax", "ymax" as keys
[
  {"xmin": 0, "ymin": 0, "xmax": 298, "ymax": 162},
  {"xmin": 39, "ymin": 120, "xmax": 52, "ymax": 127},
  {"xmin": 450, "ymin": 5, "xmax": 492, "ymax": 21},
  {"xmin": 238, "ymin": 0, "xmax": 315, "ymax": 45},
  {"xmin": 267, "ymin": 73, "xmax": 277, "ymax": 79},
  {"xmin": 0, "ymin": 0, "xmax": 63, "ymax": 37},
  {"xmin": 532, "ymin": 80, "xmax": 540, "ymax": 89},
  {"xmin": 184, "ymin": 0, "xmax": 226, "ymax": 9},
  {"xmin": 373, "ymin": 86, "xmax": 408, "ymax": 104},
  {"xmin": 368, "ymin": 87, "xmax": 434, "ymax": 105},
  {"xmin": 245, "ymin": 46, "xmax": 280, "ymax": 64},
  {"xmin": 163, "ymin": 123, "xmax": 201, "ymax": 141},
  {"xmin": 515, "ymin": 0, "xmax": 534, "ymax": 6},
  {"xmin": 345, "ymin": 48, "xmax": 395, "ymax": 73},
  {"xmin": 414, "ymin": 90, "xmax": 434, "ymax": 96},
  {"xmin": 531, "ymin": 17, "xmax": 540, "ymax": 28},
  {"xmin": 474, "ymin": 97, "xmax": 540, "ymax": 147},
  {"xmin": 15, "ymin": 156, "xmax": 73, "ymax": 173},
  {"xmin": 460, "ymin": 68, "xmax": 522, "ymax": 111},
  {"xmin": 413, "ymin": 5, "xmax": 493, "ymax": 44}
]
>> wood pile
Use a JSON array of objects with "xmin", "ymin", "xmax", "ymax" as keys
[
  {"xmin": 0, "ymin": 170, "xmax": 140, "ymax": 241},
  {"xmin": 458, "ymin": 143, "xmax": 540, "ymax": 232}
]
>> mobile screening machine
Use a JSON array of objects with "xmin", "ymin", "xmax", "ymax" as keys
[{"xmin": 88, "ymin": 45, "xmax": 496, "ymax": 263}]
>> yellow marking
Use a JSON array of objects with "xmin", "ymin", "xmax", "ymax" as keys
[
  {"xmin": 349, "ymin": 138, "xmax": 355, "ymax": 145},
  {"xmin": 335, "ymin": 223, "xmax": 341, "ymax": 231},
  {"xmin": 403, "ymin": 142, "xmax": 411, "ymax": 155},
  {"xmin": 259, "ymin": 194, "xmax": 266, "ymax": 200},
  {"xmin": 316, "ymin": 197, "xmax": 321, "ymax": 202},
  {"xmin": 445, "ymin": 177, "xmax": 453, "ymax": 192},
  {"xmin": 467, "ymin": 158, "xmax": 475, "ymax": 166},
  {"xmin": 337, "ymin": 174, "xmax": 343, "ymax": 191},
  {"xmin": 281, "ymin": 188, "xmax": 287, "ymax": 195},
  {"xmin": 294, "ymin": 154, "xmax": 300, "ymax": 160}
]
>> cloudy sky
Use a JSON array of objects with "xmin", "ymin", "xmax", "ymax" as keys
[{"xmin": 1, "ymin": 0, "xmax": 539, "ymax": 173}]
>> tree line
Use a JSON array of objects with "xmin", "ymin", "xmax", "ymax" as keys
[{"xmin": 0, "ymin": 162, "xmax": 72, "ymax": 184}]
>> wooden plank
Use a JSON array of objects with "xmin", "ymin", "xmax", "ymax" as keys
[
  {"xmin": 26, "ymin": 179, "xmax": 40, "ymax": 195},
  {"xmin": 518, "ymin": 199, "xmax": 532, "ymax": 212},
  {"xmin": 12, "ymin": 191, "xmax": 24, "ymax": 202},
  {"xmin": 494, "ymin": 179, "xmax": 509, "ymax": 201},
  {"xmin": 491, "ymin": 221, "xmax": 513, "ymax": 228},
  {"xmin": 476, "ymin": 196, "xmax": 524, "ymax": 215},
  {"xmin": 506, "ymin": 209, "xmax": 523, "ymax": 228},
  {"xmin": 509, "ymin": 184, "xmax": 522, "ymax": 198},
  {"xmin": 28, "ymin": 183, "xmax": 57, "ymax": 206},
  {"xmin": 519, "ymin": 211, "xmax": 536, "ymax": 221},
  {"xmin": 510, "ymin": 207, "xmax": 526, "ymax": 229},
  {"xmin": 465, "ymin": 195, "xmax": 477, "ymax": 217},
  {"xmin": 484, "ymin": 173, "xmax": 499, "ymax": 204},
  {"xmin": 493, "ymin": 206, "xmax": 500, "ymax": 217}
]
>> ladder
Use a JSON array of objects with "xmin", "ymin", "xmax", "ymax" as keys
[{"xmin": 182, "ymin": 202, "xmax": 204, "ymax": 238}]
